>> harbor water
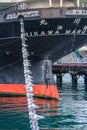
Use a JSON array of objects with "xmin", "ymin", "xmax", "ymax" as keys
[{"xmin": 0, "ymin": 74, "xmax": 87, "ymax": 130}]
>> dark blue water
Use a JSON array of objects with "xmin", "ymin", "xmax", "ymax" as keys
[{"xmin": 0, "ymin": 74, "xmax": 87, "ymax": 130}]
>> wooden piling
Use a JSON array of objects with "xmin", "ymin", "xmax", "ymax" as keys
[
  {"xmin": 71, "ymin": 73, "xmax": 77, "ymax": 84},
  {"xmin": 84, "ymin": 73, "xmax": 87, "ymax": 84},
  {"xmin": 56, "ymin": 73, "xmax": 62, "ymax": 87},
  {"xmin": 52, "ymin": 63, "xmax": 87, "ymax": 87}
]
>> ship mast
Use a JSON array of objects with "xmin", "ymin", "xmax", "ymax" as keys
[
  {"xmin": 49, "ymin": 0, "xmax": 63, "ymax": 7},
  {"xmin": 60, "ymin": 0, "xmax": 63, "ymax": 7},
  {"xmin": 49, "ymin": 0, "xmax": 52, "ymax": 7},
  {"xmin": 77, "ymin": 0, "xmax": 80, "ymax": 7}
]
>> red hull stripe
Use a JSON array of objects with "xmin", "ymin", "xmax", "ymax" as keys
[{"xmin": 0, "ymin": 84, "xmax": 59, "ymax": 99}]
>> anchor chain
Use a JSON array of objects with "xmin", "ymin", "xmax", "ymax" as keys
[{"xmin": 20, "ymin": 18, "xmax": 44, "ymax": 130}]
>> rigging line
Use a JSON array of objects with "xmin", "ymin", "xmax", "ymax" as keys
[
  {"xmin": 0, "ymin": 49, "xmax": 21, "ymax": 54},
  {"xmin": 73, "ymin": 18, "xmax": 81, "ymax": 40},
  {"xmin": 0, "ymin": 58, "xmax": 22, "ymax": 70},
  {"xmin": 0, "ymin": 36, "xmax": 20, "ymax": 41},
  {"xmin": 0, "ymin": 0, "xmax": 28, "ymax": 11},
  {"xmin": 33, "ymin": 53, "xmax": 62, "ymax": 59},
  {"xmin": 71, "ymin": 19, "xmax": 81, "ymax": 52},
  {"xmin": 0, "ymin": 38, "xmax": 20, "ymax": 47},
  {"xmin": 0, "ymin": 2, "xmax": 18, "ymax": 11},
  {"xmin": 7, "ymin": 49, "xmax": 22, "ymax": 53}
]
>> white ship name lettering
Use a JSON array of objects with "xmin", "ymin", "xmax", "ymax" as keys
[
  {"xmin": 73, "ymin": 18, "xmax": 81, "ymax": 25},
  {"xmin": 26, "ymin": 25, "xmax": 87, "ymax": 37},
  {"xmin": 48, "ymin": 30, "xmax": 53, "ymax": 35},
  {"xmin": 40, "ymin": 19, "xmax": 48, "ymax": 26},
  {"xmin": 65, "ymin": 30, "xmax": 71, "ymax": 34},
  {"xmin": 82, "ymin": 26, "xmax": 87, "ymax": 34},
  {"xmin": 57, "ymin": 25, "xmax": 63, "ymax": 30}
]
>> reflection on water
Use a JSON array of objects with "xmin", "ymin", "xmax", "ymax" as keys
[
  {"xmin": 0, "ymin": 97, "xmax": 59, "ymax": 130},
  {"xmin": 0, "ymin": 74, "xmax": 87, "ymax": 129},
  {"xmin": 35, "ymin": 98, "xmax": 58, "ymax": 117}
]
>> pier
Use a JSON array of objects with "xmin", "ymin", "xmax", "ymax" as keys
[{"xmin": 52, "ymin": 63, "xmax": 87, "ymax": 86}]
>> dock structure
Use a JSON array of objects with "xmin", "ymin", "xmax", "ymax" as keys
[{"xmin": 52, "ymin": 63, "xmax": 87, "ymax": 86}]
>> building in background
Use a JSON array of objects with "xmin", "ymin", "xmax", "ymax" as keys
[{"xmin": 58, "ymin": 46, "xmax": 87, "ymax": 63}]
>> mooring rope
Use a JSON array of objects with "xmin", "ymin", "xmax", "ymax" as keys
[{"xmin": 20, "ymin": 18, "xmax": 44, "ymax": 130}]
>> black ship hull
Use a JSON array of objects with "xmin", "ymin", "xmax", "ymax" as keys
[{"xmin": 0, "ymin": 8, "xmax": 87, "ymax": 99}]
